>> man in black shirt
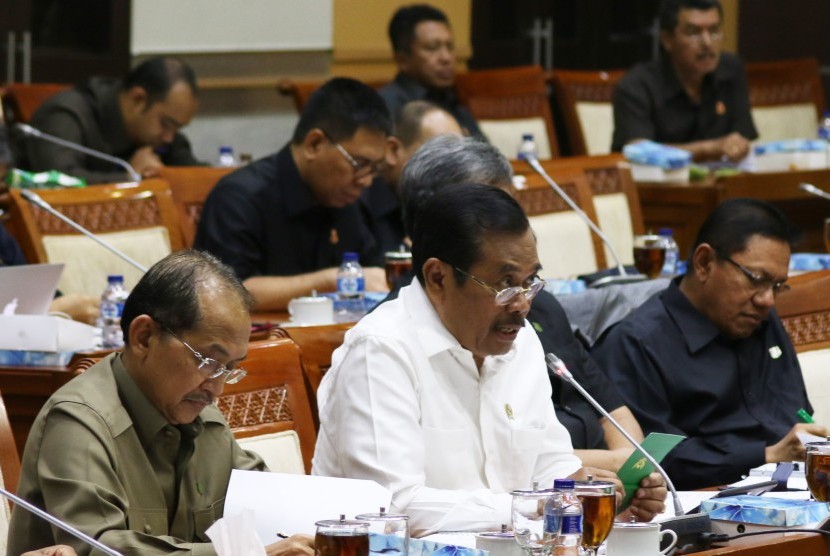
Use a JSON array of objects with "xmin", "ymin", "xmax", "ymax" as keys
[
  {"xmin": 593, "ymin": 199, "xmax": 827, "ymax": 489},
  {"xmin": 612, "ymin": 0, "xmax": 757, "ymax": 161},
  {"xmin": 195, "ymin": 78, "xmax": 392, "ymax": 311}
]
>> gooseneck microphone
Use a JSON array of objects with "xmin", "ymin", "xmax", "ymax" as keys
[
  {"xmin": 16, "ymin": 123, "xmax": 142, "ymax": 182},
  {"xmin": 0, "ymin": 486, "xmax": 125, "ymax": 556},
  {"xmin": 799, "ymin": 182, "xmax": 830, "ymax": 202},
  {"xmin": 545, "ymin": 352, "xmax": 684, "ymax": 517},
  {"xmin": 522, "ymin": 155, "xmax": 646, "ymax": 288},
  {"xmin": 20, "ymin": 189, "xmax": 148, "ymax": 273}
]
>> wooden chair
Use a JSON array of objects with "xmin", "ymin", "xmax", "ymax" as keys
[
  {"xmin": 7, "ymin": 178, "xmax": 184, "ymax": 296},
  {"xmin": 0, "ymin": 388, "xmax": 20, "ymax": 496},
  {"xmin": 159, "ymin": 166, "xmax": 235, "ymax": 247},
  {"xmin": 454, "ymin": 65, "xmax": 560, "ymax": 160},
  {"xmin": 511, "ymin": 167, "xmax": 606, "ymax": 277},
  {"xmin": 745, "ymin": 58, "xmax": 826, "ymax": 142},
  {"xmin": 777, "ymin": 270, "xmax": 830, "ymax": 424},
  {"xmin": 277, "ymin": 78, "xmax": 389, "ymax": 113},
  {"xmin": 218, "ymin": 334, "xmax": 317, "ymax": 474},
  {"xmin": 550, "ymin": 69, "xmax": 625, "ymax": 156},
  {"xmin": 1, "ymin": 82, "xmax": 71, "ymax": 125}
]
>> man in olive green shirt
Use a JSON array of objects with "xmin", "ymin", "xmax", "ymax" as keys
[{"xmin": 8, "ymin": 250, "xmax": 313, "ymax": 556}]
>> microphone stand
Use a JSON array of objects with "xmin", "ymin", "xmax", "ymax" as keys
[
  {"xmin": 0, "ymin": 486, "xmax": 124, "ymax": 556},
  {"xmin": 545, "ymin": 352, "xmax": 684, "ymax": 517},
  {"xmin": 799, "ymin": 182, "xmax": 830, "ymax": 202},
  {"xmin": 16, "ymin": 123, "xmax": 142, "ymax": 182},
  {"xmin": 522, "ymin": 155, "xmax": 646, "ymax": 288},
  {"xmin": 20, "ymin": 189, "xmax": 148, "ymax": 273}
]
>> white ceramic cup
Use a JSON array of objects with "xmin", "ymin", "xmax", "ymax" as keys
[
  {"xmin": 606, "ymin": 521, "xmax": 677, "ymax": 556},
  {"xmin": 475, "ymin": 531, "xmax": 524, "ymax": 556},
  {"xmin": 287, "ymin": 296, "xmax": 334, "ymax": 325}
]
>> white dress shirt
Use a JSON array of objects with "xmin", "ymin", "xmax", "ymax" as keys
[{"xmin": 313, "ymin": 280, "xmax": 581, "ymax": 536}]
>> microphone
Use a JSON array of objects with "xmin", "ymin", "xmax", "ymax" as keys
[
  {"xmin": 0, "ymin": 485, "xmax": 124, "ymax": 556},
  {"xmin": 20, "ymin": 189, "xmax": 149, "ymax": 273},
  {"xmin": 799, "ymin": 182, "xmax": 830, "ymax": 202},
  {"xmin": 545, "ymin": 352, "xmax": 683, "ymax": 517},
  {"xmin": 522, "ymin": 155, "xmax": 646, "ymax": 288},
  {"xmin": 17, "ymin": 122, "xmax": 142, "ymax": 182}
]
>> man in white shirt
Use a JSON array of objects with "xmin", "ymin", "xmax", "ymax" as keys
[{"xmin": 314, "ymin": 183, "xmax": 584, "ymax": 535}]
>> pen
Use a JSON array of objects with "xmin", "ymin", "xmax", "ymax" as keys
[
  {"xmin": 797, "ymin": 408, "xmax": 815, "ymax": 424},
  {"xmin": 276, "ymin": 532, "xmax": 289, "ymax": 539}
]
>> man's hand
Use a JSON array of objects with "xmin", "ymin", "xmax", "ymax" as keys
[
  {"xmin": 265, "ymin": 534, "xmax": 315, "ymax": 556},
  {"xmin": 766, "ymin": 423, "xmax": 829, "ymax": 463},
  {"xmin": 22, "ymin": 546, "xmax": 78, "ymax": 556},
  {"xmin": 130, "ymin": 146, "xmax": 164, "ymax": 178},
  {"xmin": 50, "ymin": 293, "xmax": 100, "ymax": 325},
  {"xmin": 716, "ymin": 132, "xmax": 750, "ymax": 162},
  {"xmin": 617, "ymin": 472, "xmax": 667, "ymax": 523},
  {"xmin": 364, "ymin": 266, "xmax": 390, "ymax": 292}
]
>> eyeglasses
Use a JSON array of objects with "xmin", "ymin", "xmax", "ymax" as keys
[
  {"xmin": 321, "ymin": 129, "xmax": 384, "ymax": 179},
  {"xmin": 453, "ymin": 266, "xmax": 546, "ymax": 306},
  {"xmin": 164, "ymin": 328, "xmax": 247, "ymax": 384},
  {"xmin": 722, "ymin": 256, "xmax": 791, "ymax": 297},
  {"xmin": 678, "ymin": 25, "xmax": 723, "ymax": 44}
]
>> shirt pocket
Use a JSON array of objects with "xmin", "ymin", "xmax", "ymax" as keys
[
  {"xmin": 193, "ymin": 496, "xmax": 226, "ymax": 542},
  {"xmin": 422, "ymin": 425, "xmax": 479, "ymax": 489},
  {"xmin": 127, "ymin": 507, "xmax": 169, "ymax": 537},
  {"xmin": 506, "ymin": 423, "xmax": 548, "ymax": 489},
  {"xmin": 510, "ymin": 423, "xmax": 548, "ymax": 453}
]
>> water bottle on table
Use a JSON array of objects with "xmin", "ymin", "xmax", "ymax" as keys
[
  {"xmin": 216, "ymin": 145, "xmax": 237, "ymax": 168},
  {"xmin": 517, "ymin": 133, "xmax": 540, "ymax": 161},
  {"xmin": 657, "ymin": 228, "xmax": 679, "ymax": 276},
  {"xmin": 336, "ymin": 252, "xmax": 366, "ymax": 322},
  {"xmin": 100, "ymin": 275, "xmax": 129, "ymax": 348},
  {"xmin": 548, "ymin": 479, "xmax": 583, "ymax": 556}
]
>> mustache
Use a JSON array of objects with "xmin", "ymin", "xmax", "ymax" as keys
[
  {"xmin": 497, "ymin": 317, "xmax": 526, "ymax": 328},
  {"xmin": 184, "ymin": 392, "xmax": 214, "ymax": 405}
]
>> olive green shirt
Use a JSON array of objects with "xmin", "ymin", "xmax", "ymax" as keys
[{"xmin": 8, "ymin": 353, "xmax": 265, "ymax": 555}]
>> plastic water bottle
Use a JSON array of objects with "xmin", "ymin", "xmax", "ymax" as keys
[
  {"xmin": 818, "ymin": 111, "xmax": 830, "ymax": 140},
  {"xmin": 658, "ymin": 228, "xmax": 679, "ymax": 277},
  {"xmin": 100, "ymin": 275, "xmax": 129, "ymax": 348},
  {"xmin": 336, "ymin": 252, "xmax": 365, "ymax": 322},
  {"xmin": 550, "ymin": 479, "xmax": 582, "ymax": 556},
  {"xmin": 543, "ymin": 490, "xmax": 563, "ymax": 544},
  {"xmin": 217, "ymin": 145, "xmax": 237, "ymax": 167},
  {"xmin": 517, "ymin": 133, "xmax": 539, "ymax": 161}
]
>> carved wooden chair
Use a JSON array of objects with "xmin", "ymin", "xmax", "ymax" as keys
[
  {"xmin": 745, "ymin": 58, "xmax": 826, "ymax": 142},
  {"xmin": 159, "ymin": 166, "xmax": 235, "ymax": 247},
  {"xmin": 1, "ymin": 82, "xmax": 70, "ymax": 125},
  {"xmin": 7, "ymin": 178, "xmax": 184, "ymax": 296},
  {"xmin": 550, "ymin": 69, "xmax": 625, "ymax": 156},
  {"xmin": 510, "ymin": 166, "xmax": 605, "ymax": 277},
  {"xmin": 454, "ymin": 65, "xmax": 559, "ymax": 160},
  {"xmin": 777, "ymin": 269, "xmax": 830, "ymax": 423},
  {"xmin": 277, "ymin": 78, "xmax": 389, "ymax": 113}
]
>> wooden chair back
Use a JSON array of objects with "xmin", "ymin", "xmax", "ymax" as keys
[
  {"xmin": 159, "ymin": 166, "xmax": 235, "ymax": 247},
  {"xmin": 0, "ymin": 388, "xmax": 20, "ymax": 495},
  {"xmin": 454, "ymin": 65, "xmax": 560, "ymax": 159},
  {"xmin": 511, "ymin": 167, "xmax": 605, "ymax": 277},
  {"xmin": 745, "ymin": 58, "xmax": 826, "ymax": 142},
  {"xmin": 7, "ymin": 178, "xmax": 184, "ymax": 296},
  {"xmin": 550, "ymin": 69, "xmax": 625, "ymax": 156},
  {"xmin": 277, "ymin": 78, "xmax": 389, "ymax": 113},
  {"xmin": 218, "ymin": 335, "xmax": 318, "ymax": 473},
  {"xmin": 1, "ymin": 82, "xmax": 70, "ymax": 125}
]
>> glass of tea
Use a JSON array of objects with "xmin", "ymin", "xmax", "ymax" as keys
[
  {"xmin": 355, "ymin": 507, "xmax": 409, "ymax": 556},
  {"xmin": 315, "ymin": 515, "xmax": 370, "ymax": 556},
  {"xmin": 806, "ymin": 441, "xmax": 830, "ymax": 503},
  {"xmin": 574, "ymin": 480, "xmax": 617, "ymax": 556},
  {"xmin": 633, "ymin": 235, "xmax": 667, "ymax": 279},
  {"xmin": 384, "ymin": 250, "xmax": 413, "ymax": 290}
]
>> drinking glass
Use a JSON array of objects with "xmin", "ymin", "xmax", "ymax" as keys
[
  {"xmin": 824, "ymin": 218, "xmax": 830, "ymax": 254},
  {"xmin": 315, "ymin": 515, "xmax": 370, "ymax": 556},
  {"xmin": 355, "ymin": 507, "xmax": 409, "ymax": 556},
  {"xmin": 384, "ymin": 250, "xmax": 413, "ymax": 290},
  {"xmin": 574, "ymin": 480, "xmax": 617, "ymax": 556},
  {"xmin": 510, "ymin": 486, "xmax": 556, "ymax": 556},
  {"xmin": 806, "ymin": 441, "xmax": 830, "ymax": 503},
  {"xmin": 632, "ymin": 234, "xmax": 667, "ymax": 279}
]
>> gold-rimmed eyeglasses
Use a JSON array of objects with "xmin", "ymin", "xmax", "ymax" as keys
[
  {"xmin": 453, "ymin": 266, "xmax": 546, "ymax": 306},
  {"xmin": 722, "ymin": 256, "xmax": 790, "ymax": 297},
  {"xmin": 164, "ymin": 327, "xmax": 247, "ymax": 384},
  {"xmin": 320, "ymin": 129, "xmax": 384, "ymax": 179}
]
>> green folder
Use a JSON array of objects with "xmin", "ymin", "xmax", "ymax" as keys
[{"xmin": 617, "ymin": 432, "xmax": 685, "ymax": 509}]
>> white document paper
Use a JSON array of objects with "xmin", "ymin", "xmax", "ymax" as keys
[{"xmin": 224, "ymin": 470, "xmax": 391, "ymax": 545}]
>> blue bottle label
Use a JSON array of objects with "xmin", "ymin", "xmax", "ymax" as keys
[
  {"xmin": 544, "ymin": 513, "xmax": 562, "ymax": 534},
  {"xmin": 560, "ymin": 514, "xmax": 582, "ymax": 534}
]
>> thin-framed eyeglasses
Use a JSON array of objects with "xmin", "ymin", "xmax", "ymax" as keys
[
  {"xmin": 678, "ymin": 25, "xmax": 723, "ymax": 44},
  {"xmin": 453, "ymin": 266, "xmax": 546, "ymax": 306},
  {"xmin": 320, "ymin": 129, "xmax": 384, "ymax": 179},
  {"xmin": 164, "ymin": 327, "xmax": 247, "ymax": 384},
  {"xmin": 722, "ymin": 256, "xmax": 790, "ymax": 297}
]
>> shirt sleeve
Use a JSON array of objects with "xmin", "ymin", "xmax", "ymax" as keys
[
  {"xmin": 592, "ymin": 323, "xmax": 766, "ymax": 489},
  {"xmin": 611, "ymin": 71, "xmax": 656, "ymax": 152}
]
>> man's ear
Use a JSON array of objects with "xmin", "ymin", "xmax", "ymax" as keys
[
  {"xmin": 128, "ymin": 314, "xmax": 157, "ymax": 357},
  {"xmin": 659, "ymin": 29, "xmax": 674, "ymax": 53},
  {"xmin": 394, "ymin": 51, "xmax": 412, "ymax": 73},
  {"xmin": 692, "ymin": 243, "xmax": 717, "ymax": 282},
  {"xmin": 124, "ymin": 86, "xmax": 149, "ymax": 113},
  {"xmin": 385, "ymin": 136, "xmax": 403, "ymax": 167},
  {"xmin": 300, "ymin": 128, "xmax": 328, "ymax": 161},
  {"xmin": 422, "ymin": 257, "xmax": 449, "ymax": 296}
]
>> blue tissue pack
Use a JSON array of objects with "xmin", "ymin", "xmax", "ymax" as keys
[
  {"xmin": 700, "ymin": 495, "xmax": 830, "ymax": 527},
  {"xmin": 623, "ymin": 140, "xmax": 692, "ymax": 170}
]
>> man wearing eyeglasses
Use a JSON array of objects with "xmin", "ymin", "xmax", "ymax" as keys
[
  {"xmin": 611, "ymin": 0, "xmax": 757, "ymax": 161},
  {"xmin": 8, "ymin": 250, "xmax": 314, "ymax": 555},
  {"xmin": 592, "ymin": 199, "xmax": 828, "ymax": 490},
  {"xmin": 194, "ymin": 77, "xmax": 392, "ymax": 312}
]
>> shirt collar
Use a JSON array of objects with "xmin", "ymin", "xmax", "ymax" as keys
[
  {"xmin": 113, "ymin": 353, "xmax": 208, "ymax": 446},
  {"xmin": 393, "ymin": 72, "xmax": 458, "ymax": 106},
  {"xmin": 658, "ymin": 54, "xmax": 726, "ymax": 104}
]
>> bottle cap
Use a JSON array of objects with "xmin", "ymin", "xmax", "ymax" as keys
[
  {"xmin": 219, "ymin": 146, "xmax": 233, "ymax": 154},
  {"xmin": 553, "ymin": 478, "xmax": 575, "ymax": 489},
  {"xmin": 522, "ymin": 133, "xmax": 534, "ymax": 141},
  {"xmin": 657, "ymin": 228, "xmax": 674, "ymax": 236},
  {"xmin": 107, "ymin": 275, "xmax": 124, "ymax": 283},
  {"xmin": 342, "ymin": 252, "xmax": 359, "ymax": 262}
]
